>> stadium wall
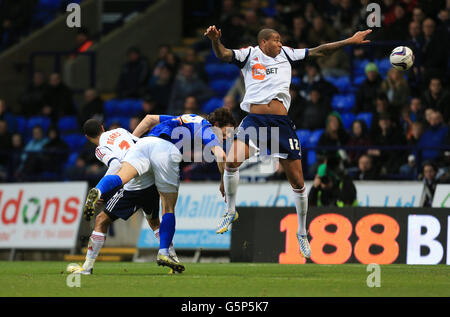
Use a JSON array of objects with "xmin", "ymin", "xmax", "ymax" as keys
[
  {"xmin": 64, "ymin": 0, "xmax": 183, "ymax": 94},
  {"xmin": 0, "ymin": 0, "xmax": 101, "ymax": 112}
]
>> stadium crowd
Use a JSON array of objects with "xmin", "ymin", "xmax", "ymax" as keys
[{"xmin": 0, "ymin": 0, "xmax": 449, "ymax": 204}]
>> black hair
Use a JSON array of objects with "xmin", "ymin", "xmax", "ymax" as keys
[
  {"xmin": 83, "ymin": 119, "xmax": 103, "ymax": 138},
  {"xmin": 207, "ymin": 108, "xmax": 237, "ymax": 128}
]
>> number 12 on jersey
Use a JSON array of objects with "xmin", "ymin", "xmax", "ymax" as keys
[{"xmin": 288, "ymin": 138, "xmax": 300, "ymax": 151}]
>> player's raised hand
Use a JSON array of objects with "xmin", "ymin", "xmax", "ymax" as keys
[
  {"xmin": 349, "ymin": 29, "xmax": 372, "ymax": 45},
  {"xmin": 204, "ymin": 25, "xmax": 222, "ymax": 41}
]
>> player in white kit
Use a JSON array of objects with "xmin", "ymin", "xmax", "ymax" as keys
[
  {"xmin": 70, "ymin": 119, "xmax": 179, "ymax": 274},
  {"xmin": 205, "ymin": 25, "xmax": 372, "ymax": 259}
]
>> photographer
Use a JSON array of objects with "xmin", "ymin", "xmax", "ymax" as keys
[{"xmin": 309, "ymin": 155, "xmax": 358, "ymax": 207}]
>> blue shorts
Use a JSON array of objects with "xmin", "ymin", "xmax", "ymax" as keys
[
  {"xmin": 235, "ymin": 113, "xmax": 302, "ymax": 160},
  {"xmin": 104, "ymin": 185, "xmax": 160, "ymax": 221}
]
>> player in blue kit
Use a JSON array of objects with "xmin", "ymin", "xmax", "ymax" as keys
[
  {"xmin": 205, "ymin": 25, "xmax": 372, "ymax": 259},
  {"xmin": 82, "ymin": 109, "xmax": 234, "ymax": 272}
]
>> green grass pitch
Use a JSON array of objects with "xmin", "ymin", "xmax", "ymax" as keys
[{"xmin": 0, "ymin": 261, "xmax": 449, "ymax": 297}]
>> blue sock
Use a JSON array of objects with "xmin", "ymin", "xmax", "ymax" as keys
[
  {"xmin": 96, "ymin": 175, "xmax": 122, "ymax": 196},
  {"xmin": 159, "ymin": 213, "xmax": 175, "ymax": 255}
]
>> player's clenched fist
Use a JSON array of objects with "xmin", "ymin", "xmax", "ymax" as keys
[{"xmin": 204, "ymin": 25, "xmax": 222, "ymax": 41}]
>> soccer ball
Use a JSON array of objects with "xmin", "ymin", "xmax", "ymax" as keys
[{"xmin": 389, "ymin": 46, "xmax": 414, "ymax": 71}]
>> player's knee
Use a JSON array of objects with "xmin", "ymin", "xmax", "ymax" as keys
[
  {"xmin": 226, "ymin": 161, "xmax": 241, "ymax": 169},
  {"xmin": 96, "ymin": 212, "xmax": 112, "ymax": 226}
]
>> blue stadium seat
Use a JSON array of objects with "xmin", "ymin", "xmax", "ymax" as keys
[
  {"xmin": 296, "ymin": 129, "xmax": 311, "ymax": 147},
  {"xmin": 309, "ymin": 129, "xmax": 324, "ymax": 146},
  {"xmin": 62, "ymin": 134, "xmax": 86, "ymax": 152},
  {"xmin": 331, "ymin": 94, "xmax": 355, "ymax": 113},
  {"xmin": 221, "ymin": 64, "xmax": 240, "ymax": 79},
  {"xmin": 356, "ymin": 112, "xmax": 373, "ymax": 129},
  {"xmin": 205, "ymin": 51, "xmax": 219, "ymax": 64},
  {"xmin": 27, "ymin": 116, "xmax": 50, "ymax": 132},
  {"xmin": 104, "ymin": 99, "xmax": 121, "ymax": 117},
  {"xmin": 58, "ymin": 116, "xmax": 78, "ymax": 134},
  {"xmin": 353, "ymin": 59, "xmax": 370, "ymax": 77},
  {"xmin": 291, "ymin": 76, "xmax": 300, "ymax": 86},
  {"xmin": 341, "ymin": 113, "xmax": 356, "ymax": 131},
  {"xmin": 353, "ymin": 75, "xmax": 366, "ymax": 86},
  {"xmin": 15, "ymin": 116, "xmax": 27, "ymax": 135},
  {"xmin": 331, "ymin": 75, "xmax": 352, "ymax": 93},
  {"xmin": 210, "ymin": 79, "xmax": 234, "ymax": 97},
  {"xmin": 202, "ymin": 98, "xmax": 223, "ymax": 114},
  {"xmin": 105, "ymin": 117, "xmax": 130, "ymax": 130},
  {"xmin": 205, "ymin": 64, "xmax": 220, "ymax": 80},
  {"xmin": 118, "ymin": 99, "xmax": 142, "ymax": 116}
]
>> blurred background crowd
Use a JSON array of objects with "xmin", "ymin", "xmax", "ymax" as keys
[{"xmin": 0, "ymin": 0, "xmax": 449, "ymax": 198}]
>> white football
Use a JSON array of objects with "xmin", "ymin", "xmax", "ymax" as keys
[{"xmin": 389, "ymin": 46, "xmax": 414, "ymax": 71}]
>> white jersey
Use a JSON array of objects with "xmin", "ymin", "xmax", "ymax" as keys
[
  {"xmin": 95, "ymin": 128, "xmax": 154, "ymax": 191},
  {"xmin": 231, "ymin": 45, "xmax": 308, "ymax": 112}
]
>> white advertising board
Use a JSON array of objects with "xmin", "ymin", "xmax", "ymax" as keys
[
  {"xmin": 0, "ymin": 182, "xmax": 88, "ymax": 249},
  {"xmin": 432, "ymin": 185, "xmax": 450, "ymax": 208}
]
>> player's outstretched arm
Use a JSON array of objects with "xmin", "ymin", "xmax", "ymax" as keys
[
  {"xmin": 308, "ymin": 29, "xmax": 372, "ymax": 57},
  {"xmin": 204, "ymin": 25, "xmax": 233, "ymax": 62},
  {"xmin": 133, "ymin": 115, "xmax": 160, "ymax": 137}
]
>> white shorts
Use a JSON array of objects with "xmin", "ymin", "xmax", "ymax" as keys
[{"xmin": 123, "ymin": 136, "xmax": 182, "ymax": 193}]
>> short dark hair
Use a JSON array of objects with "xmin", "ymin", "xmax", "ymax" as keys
[
  {"xmin": 83, "ymin": 119, "xmax": 103, "ymax": 138},
  {"xmin": 207, "ymin": 108, "xmax": 236, "ymax": 128},
  {"xmin": 257, "ymin": 28, "xmax": 278, "ymax": 44}
]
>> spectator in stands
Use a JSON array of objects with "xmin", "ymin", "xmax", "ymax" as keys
[
  {"xmin": 168, "ymin": 63, "xmax": 214, "ymax": 115},
  {"xmin": 420, "ymin": 18, "xmax": 448, "ymax": 83},
  {"xmin": 147, "ymin": 64, "xmax": 173, "ymax": 113},
  {"xmin": 182, "ymin": 96, "xmax": 201, "ymax": 115},
  {"xmin": 354, "ymin": 154, "xmax": 378, "ymax": 180},
  {"xmin": 18, "ymin": 71, "xmax": 48, "ymax": 117},
  {"xmin": 386, "ymin": 2, "xmax": 409, "ymax": 40},
  {"xmin": 17, "ymin": 125, "xmax": 49, "ymax": 180},
  {"xmin": 0, "ymin": 0, "xmax": 34, "ymax": 50},
  {"xmin": 369, "ymin": 112, "xmax": 406, "ymax": 174},
  {"xmin": 408, "ymin": 97, "xmax": 425, "ymax": 124},
  {"xmin": 307, "ymin": 15, "xmax": 337, "ymax": 47},
  {"xmin": 332, "ymin": 0, "xmax": 358, "ymax": 38},
  {"xmin": 412, "ymin": 7, "xmax": 426, "ymax": 26},
  {"xmin": 399, "ymin": 154, "xmax": 419, "ymax": 180},
  {"xmin": 408, "ymin": 121, "xmax": 425, "ymax": 146},
  {"xmin": 346, "ymin": 120, "xmax": 372, "ymax": 167},
  {"xmin": 421, "ymin": 161, "xmax": 440, "ymax": 207},
  {"xmin": 41, "ymin": 127, "xmax": 70, "ymax": 174},
  {"xmin": 116, "ymin": 46, "xmax": 150, "ymax": 99},
  {"xmin": 183, "ymin": 47, "xmax": 208, "ymax": 83},
  {"xmin": 421, "ymin": 78, "xmax": 450, "ymax": 123},
  {"xmin": 9, "ymin": 133, "xmax": 23, "ymax": 180},
  {"xmin": 137, "ymin": 95, "xmax": 157, "ymax": 121},
  {"xmin": 0, "ymin": 120, "xmax": 12, "ymax": 174},
  {"xmin": 309, "ymin": 159, "xmax": 357, "ymax": 207},
  {"xmin": 287, "ymin": 16, "xmax": 309, "ymax": 47},
  {"xmin": 0, "ymin": 99, "xmax": 16, "ymax": 133},
  {"xmin": 418, "ymin": 110, "xmax": 449, "ymax": 161},
  {"xmin": 64, "ymin": 156, "xmax": 87, "ymax": 182},
  {"xmin": 43, "ymin": 73, "xmax": 76, "ymax": 121},
  {"xmin": 299, "ymin": 61, "xmax": 337, "ymax": 103},
  {"xmin": 369, "ymin": 93, "xmax": 391, "ymax": 138},
  {"xmin": 242, "ymin": 10, "xmax": 262, "ymax": 40},
  {"xmin": 223, "ymin": 95, "xmax": 245, "ymax": 123},
  {"xmin": 354, "ymin": 62, "xmax": 383, "ymax": 114},
  {"xmin": 380, "ymin": 67, "xmax": 410, "ymax": 116},
  {"xmin": 299, "ymin": 86, "xmax": 331, "ymax": 130},
  {"xmin": 78, "ymin": 89, "xmax": 104, "ymax": 127},
  {"xmin": 317, "ymin": 112, "xmax": 350, "ymax": 162},
  {"xmin": 220, "ymin": 13, "xmax": 246, "ymax": 49},
  {"xmin": 317, "ymin": 47, "xmax": 350, "ymax": 77}
]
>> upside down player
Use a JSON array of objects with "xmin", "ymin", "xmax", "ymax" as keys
[
  {"xmin": 82, "ymin": 109, "xmax": 233, "ymax": 272},
  {"xmin": 205, "ymin": 25, "xmax": 372, "ymax": 258},
  {"xmin": 70, "ymin": 121, "xmax": 179, "ymax": 274}
]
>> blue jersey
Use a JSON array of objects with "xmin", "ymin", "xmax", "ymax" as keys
[{"xmin": 146, "ymin": 114, "xmax": 220, "ymax": 154}]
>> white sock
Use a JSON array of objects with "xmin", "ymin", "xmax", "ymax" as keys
[
  {"xmin": 224, "ymin": 167, "xmax": 239, "ymax": 214},
  {"xmin": 83, "ymin": 231, "xmax": 106, "ymax": 270},
  {"xmin": 292, "ymin": 186, "xmax": 308, "ymax": 236}
]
